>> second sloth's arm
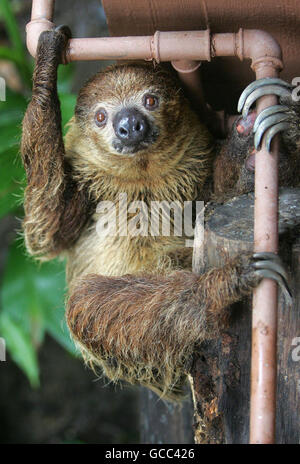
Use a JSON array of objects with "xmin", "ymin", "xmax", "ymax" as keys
[{"xmin": 21, "ymin": 27, "xmax": 93, "ymax": 259}]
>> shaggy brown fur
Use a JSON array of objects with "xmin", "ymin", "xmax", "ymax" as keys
[
  {"xmin": 20, "ymin": 27, "xmax": 294, "ymax": 400},
  {"xmin": 21, "ymin": 27, "xmax": 94, "ymax": 258},
  {"xmin": 213, "ymin": 112, "xmax": 300, "ymax": 197},
  {"xmin": 67, "ymin": 256, "xmax": 258, "ymax": 399}
]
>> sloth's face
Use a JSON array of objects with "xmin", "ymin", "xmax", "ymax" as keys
[
  {"xmin": 91, "ymin": 90, "xmax": 160, "ymax": 156},
  {"xmin": 74, "ymin": 63, "xmax": 186, "ymax": 160}
]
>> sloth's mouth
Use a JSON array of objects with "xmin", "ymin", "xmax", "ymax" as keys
[
  {"xmin": 112, "ymin": 128, "xmax": 159, "ymax": 155},
  {"xmin": 112, "ymin": 141, "xmax": 151, "ymax": 155}
]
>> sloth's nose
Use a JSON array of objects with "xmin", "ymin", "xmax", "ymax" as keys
[{"xmin": 113, "ymin": 108, "xmax": 149, "ymax": 145}]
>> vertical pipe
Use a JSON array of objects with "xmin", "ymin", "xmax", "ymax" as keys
[
  {"xmin": 171, "ymin": 60, "xmax": 210, "ymax": 122},
  {"xmin": 26, "ymin": 0, "xmax": 55, "ymax": 58},
  {"xmin": 31, "ymin": 0, "xmax": 55, "ymax": 21},
  {"xmin": 250, "ymin": 65, "xmax": 279, "ymax": 444}
]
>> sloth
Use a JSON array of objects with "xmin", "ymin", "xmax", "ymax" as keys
[{"xmin": 21, "ymin": 26, "xmax": 295, "ymax": 400}]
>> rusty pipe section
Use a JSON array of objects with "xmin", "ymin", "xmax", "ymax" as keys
[
  {"xmin": 26, "ymin": 0, "xmax": 55, "ymax": 58},
  {"xmin": 249, "ymin": 73, "xmax": 280, "ymax": 444},
  {"xmin": 238, "ymin": 30, "xmax": 282, "ymax": 445},
  {"xmin": 27, "ymin": 20, "xmax": 282, "ymax": 71},
  {"xmin": 26, "ymin": 1, "xmax": 282, "ymax": 69},
  {"xmin": 170, "ymin": 60, "xmax": 212, "ymax": 129},
  {"xmin": 26, "ymin": 3, "xmax": 281, "ymax": 67}
]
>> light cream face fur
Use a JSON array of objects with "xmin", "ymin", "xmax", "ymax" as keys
[
  {"xmin": 87, "ymin": 88, "xmax": 161, "ymax": 157},
  {"xmin": 64, "ymin": 63, "xmax": 214, "ymax": 199}
]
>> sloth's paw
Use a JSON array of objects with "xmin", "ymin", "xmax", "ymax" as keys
[
  {"xmin": 37, "ymin": 25, "xmax": 72, "ymax": 63},
  {"xmin": 243, "ymin": 252, "xmax": 292, "ymax": 305},
  {"xmin": 237, "ymin": 78, "xmax": 299, "ymax": 152}
]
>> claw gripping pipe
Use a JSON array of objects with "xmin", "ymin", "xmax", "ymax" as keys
[{"xmin": 26, "ymin": 0, "xmax": 283, "ymax": 444}]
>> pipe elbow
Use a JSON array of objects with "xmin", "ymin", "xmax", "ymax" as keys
[
  {"xmin": 241, "ymin": 29, "xmax": 283, "ymax": 73},
  {"xmin": 26, "ymin": 19, "xmax": 54, "ymax": 58}
]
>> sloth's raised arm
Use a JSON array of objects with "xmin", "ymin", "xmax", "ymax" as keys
[{"xmin": 21, "ymin": 27, "xmax": 93, "ymax": 259}]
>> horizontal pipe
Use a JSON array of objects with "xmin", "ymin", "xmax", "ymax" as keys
[
  {"xmin": 67, "ymin": 36, "xmax": 153, "ymax": 62},
  {"xmin": 27, "ymin": 8, "xmax": 283, "ymax": 74},
  {"xmin": 27, "ymin": 29, "xmax": 212, "ymax": 63}
]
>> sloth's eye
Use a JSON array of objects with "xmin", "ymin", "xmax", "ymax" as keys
[
  {"xmin": 95, "ymin": 108, "xmax": 108, "ymax": 127},
  {"xmin": 143, "ymin": 94, "xmax": 159, "ymax": 110}
]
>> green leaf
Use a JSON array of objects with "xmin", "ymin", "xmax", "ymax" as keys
[
  {"xmin": 0, "ymin": 46, "xmax": 20, "ymax": 64},
  {"xmin": 0, "ymin": 89, "xmax": 27, "ymax": 217},
  {"xmin": 0, "ymin": 0, "xmax": 33, "ymax": 88},
  {"xmin": 58, "ymin": 63, "xmax": 76, "ymax": 94},
  {"xmin": 1, "ymin": 240, "xmax": 46, "ymax": 346},
  {"xmin": 0, "ymin": 311, "xmax": 40, "ymax": 387},
  {"xmin": 0, "ymin": 88, "xmax": 27, "ymax": 115},
  {"xmin": 45, "ymin": 301, "xmax": 78, "ymax": 357},
  {"xmin": 0, "ymin": 121, "xmax": 21, "ymax": 151},
  {"xmin": 60, "ymin": 92, "xmax": 77, "ymax": 132},
  {"xmin": 0, "ymin": 146, "xmax": 25, "ymax": 218},
  {"xmin": 0, "ymin": 239, "xmax": 77, "ymax": 385},
  {"xmin": 0, "ymin": 8, "xmax": 79, "ymax": 383},
  {"xmin": 31, "ymin": 256, "xmax": 78, "ymax": 356},
  {"xmin": 0, "ymin": 0, "xmax": 24, "ymax": 57}
]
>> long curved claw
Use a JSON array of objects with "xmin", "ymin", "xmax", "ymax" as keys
[
  {"xmin": 237, "ymin": 78, "xmax": 292, "ymax": 114},
  {"xmin": 254, "ymin": 112, "xmax": 290, "ymax": 150},
  {"xmin": 253, "ymin": 259, "xmax": 289, "ymax": 285},
  {"xmin": 238, "ymin": 78, "xmax": 293, "ymax": 152},
  {"xmin": 253, "ymin": 251, "xmax": 284, "ymax": 264},
  {"xmin": 241, "ymin": 85, "xmax": 291, "ymax": 119},
  {"xmin": 253, "ymin": 105, "xmax": 289, "ymax": 133},
  {"xmin": 252, "ymin": 252, "xmax": 292, "ymax": 304},
  {"xmin": 255, "ymin": 269, "xmax": 292, "ymax": 305},
  {"xmin": 265, "ymin": 122, "xmax": 291, "ymax": 152}
]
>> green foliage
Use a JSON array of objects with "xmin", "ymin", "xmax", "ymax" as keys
[
  {"xmin": 0, "ymin": 1, "xmax": 78, "ymax": 386},
  {"xmin": 0, "ymin": 0, "xmax": 32, "ymax": 87},
  {"xmin": 0, "ymin": 241, "xmax": 77, "ymax": 387},
  {"xmin": 0, "ymin": 89, "xmax": 27, "ymax": 218}
]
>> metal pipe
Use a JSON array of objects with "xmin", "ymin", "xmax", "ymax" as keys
[
  {"xmin": 26, "ymin": 0, "xmax": 55, "ymax": 58},
  {"xmin": 31, "ymin": 0, "xmax": 55, "ymax": 19},
  {"xmin": 26, "ymin": 0, "xmax": 283, "ymax": 444},
  {"xmin": 249, "ymin": 78, "xmax": 280, "ymax": 445},
  {"xmin": 27, "ymin": 28, "xmax": 212, "ymax": 63},
  {"xmin": 239, "ymin": 30, "xmax": 282, "ymax": 445},
  {"xmin": 171, "ymin": 60, "xmax": 212, "ymax": 127},
  {"xmin": 171, "ymin": 60, "xmax": 231, "ymax": 137},
  {"xmin": 26, "ymin": 6, "xmax": 282, "ymax": 70}
]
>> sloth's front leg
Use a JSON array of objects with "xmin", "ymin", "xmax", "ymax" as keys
[{"xmin": 66, "ymin": 252, "xmax": 291, "ymax": 399}]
